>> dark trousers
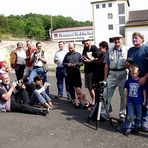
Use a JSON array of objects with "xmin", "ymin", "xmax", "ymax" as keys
[
  {"xmin": 11, "ymin": 100, "xmax": 42, "ymax": 115},
  {"xmin": 15, "ymin": 64, "xmax": 26, "ymax": 80},
  {"xmin": 67, "ymin": 69, "xmax": 82, "ymax": 100},
  {"xmin": 11, "ymin": 89, "xmax": 43, "ymax": 115},
  {"xmin": 15, "ymin": 89, "xmax": 30, "ymax": 104}
]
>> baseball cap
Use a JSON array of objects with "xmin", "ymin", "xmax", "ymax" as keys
[
  {"xmin": 112, "ymin": 33, "xmax": 123, "ymax": 38},
  {"xmin": 82, "ymin": 36, "xmax": 90, "ymax": 44}
]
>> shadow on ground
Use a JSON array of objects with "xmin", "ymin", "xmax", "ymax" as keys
[{"xmin": 51, "ymin": 95, "xmax": 120, "ymax": 132}]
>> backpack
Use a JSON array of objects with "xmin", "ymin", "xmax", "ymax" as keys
[{"xmin": 10, "ymin": 50, "xmax": 17, "ymax": 69}]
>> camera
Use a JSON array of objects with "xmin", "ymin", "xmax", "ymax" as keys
[
  {"xmin": 92, "ymin": 81, "xmax": 107, "ymax": 90},
  {"xmin": 15, "ymin": 79, "xmax": 25, "ymax": 90},
  {"xmin": 16, "ymin": 79, "xmax": 23, "ymax": 84},
  {"xmin": 126, "ymin": 58, "xmax": 135, "ymax": 65}
]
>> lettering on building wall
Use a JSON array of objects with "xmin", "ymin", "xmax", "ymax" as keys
[{"xmin": 53, "ymin": 30, "xmax": 93, "ymax": 39}]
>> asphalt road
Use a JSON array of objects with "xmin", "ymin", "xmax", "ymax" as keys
[{"xmin": 0, "ymin": 72, "xmax": 147, "ymax": 148}]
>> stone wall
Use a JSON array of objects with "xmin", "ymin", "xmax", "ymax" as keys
[{"xmin": 1, "ymin": 40, "xmax": 84, "ymax": 70}]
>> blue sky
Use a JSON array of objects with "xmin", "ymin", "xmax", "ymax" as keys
[{"xmin": 0, "ymin": 0, "xmax": 147, "ymax": 21}]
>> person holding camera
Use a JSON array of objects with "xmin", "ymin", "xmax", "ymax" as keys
[
  {"xmin": 0, "ymin": 73, "xmax": 48, "ymax": 116},
  {"xmin": 101, "ymin": 34, "xmax": 129, "ymax": 121},
  {"xmin": 29, "ymin": 41, "xmax": 50, "ymax": 96},
  {"xmin": 92, "ymin": 41, "xmax": 109, "ymax": 84},
  {"xmin": 29, "ymin": 42, "xmax": 47, "ymax": 83},
  {"xmin": 23, "ymin": 40, "xmax": 36, "ymax": 79},
  {"xmin": 26, "ymin": 75, "xmax": 53, "ymax": 110}
]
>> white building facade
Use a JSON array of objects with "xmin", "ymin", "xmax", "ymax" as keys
[{"xmin": 91, "ymin": 0, "xmax": 129, "ymax": 45}]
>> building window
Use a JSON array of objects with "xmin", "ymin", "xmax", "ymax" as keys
[
  {"xmin": 102, "ymin": 4, "xmax": 106, "ymax": 8},
  {"xmin": 109, "ymin": 38, "xmax": 114, "ymax": 43},
  {"xmin": 119, "ymin": 26, "xmax": 125, "ymax": 37},
  {"xmin": 108, "ymin": 13, "xmax": 113, "ymax": 19},
  {"xmin": 119, "ymin": 16, "xmax": 125, "ymax": 24},
  {"xmin": 118, "ymin": 3, "xmax": 125, "ymax": 14},
  {"xmin": 96, "ymin": 4, "xmax": 99, "ymax": 9},
  {"xmin": 108, "ymin": 3, "xmax": 112, "ymax": 7},
  {"xmin": 108, "ymin": 24, "xmax": 113, "ymax": 30}
]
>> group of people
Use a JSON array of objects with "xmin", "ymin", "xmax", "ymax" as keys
[
  {"xmin": 0, "ymin": 40, "xmax": 53, "ymax": 116},
  {"xmin": 53, "ymin": 32, "xmax": 148, "ymax": 135},
  {"xmin": 99, "ymin": 32, "xmax": 148, "ymax": 135},
  {"xmin": 0, "ymin": 31, "xmax": 148, "ymax": 135}
]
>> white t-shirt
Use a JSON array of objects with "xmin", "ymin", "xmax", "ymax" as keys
[
  {"xmin": 16, "ymin": 48, "xmax": 26, "ymax": 65},
  {"xmin": 54, "ymin": 48, "xmax": 68, "ymax": 67},
  {"xmin": 33, "ymin": 50, "xmax": 48, "ymax": 67}
]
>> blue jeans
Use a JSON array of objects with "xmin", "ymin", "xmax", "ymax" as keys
[
  {"xmin": 56, "ymin": 67, "xmax": 70, "ymax": 97},
  {"xmin": 29, "ymin": 67, "xmax": 46, "ymax": 83},
  {"xmin": 125, "ymin": 102, "xmax": 142, "ymax": 130},
  {"xmin": 30, "ymin": 90, "xmax": 51, "ymax": 105},
  {"xmin": 29, "ymin": 67, "xmax": 50, "ymax": 95},
  {"xmin": 142, "ymin": 90, "xmax": 148, "ymax": 131}
]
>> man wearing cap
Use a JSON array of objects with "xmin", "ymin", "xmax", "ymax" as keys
[
  {"xmin": 101, "ymin": 33, "xmax": 129, "ymax": 120},
  {"xmin": 82, "ymin": 37, "xmax": 99, "ymax": 106}
]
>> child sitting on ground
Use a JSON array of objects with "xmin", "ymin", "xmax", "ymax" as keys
[{"xmin": 74, "ymin": 87, "xmax": 90, "ymax": 109}]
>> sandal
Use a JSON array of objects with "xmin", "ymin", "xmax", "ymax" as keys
[
  {"xmin": 83, "ymin": 102, "xmax": 90, "ymax": 109},
  {"xmin": 89, "ymin": 103, "xmax": 95, "ymax": 107},
  {"xmin": 74, "ymin": 103, "xmax": 82, "ymax": 109}
]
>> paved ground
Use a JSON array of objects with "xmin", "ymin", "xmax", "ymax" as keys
[{"xmin": 0, "ymin": 72, "xmax": 147, "ymax": 148}]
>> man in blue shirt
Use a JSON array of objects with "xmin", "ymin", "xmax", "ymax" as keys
[{"xmin": 127, "ymin": 32, "xmax": 148, "ymax": 132}]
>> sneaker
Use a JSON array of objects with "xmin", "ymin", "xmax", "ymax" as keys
[
  {"xmin": 123, "ymin": 129, "xmax": 131, "ymax": 136},
  {"xmin": 119, "ymin": 113, "xmax": 126, "ymax": 118},
  {"xmin": 41, "ymin": 109, "xmax": 49, "ymax": 116},
  {"xmin": 131, "ymin": 128, "xmax": 139, "ymax": 135},
  {"xmin": 117, "ymin": 126, "xmax": 125, "ymax": 133},
  {"xmin": 119, "ymin": 114, "xmax": 126, "ymax": 123}
]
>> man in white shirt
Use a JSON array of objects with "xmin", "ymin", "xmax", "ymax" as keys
[{"xmin": 54, "ymin": 41, "xmax": 70, "ymax": 99}]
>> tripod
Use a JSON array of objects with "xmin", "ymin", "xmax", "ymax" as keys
[{"xmin": 87, "ymin": 82, "xmax": 113, "ymax": 130}]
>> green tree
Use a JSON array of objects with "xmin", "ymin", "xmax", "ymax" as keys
[
  {"xmin": 0, "ymin": 13, "xmax": 92, "ymax": 40},
  {"xmin": 0, "ymin": 15, "xmax": 10, "ymax": 35},
  {"xmin": 7, "ymin": 15, "xmax": 26, "ymax": 37},
  {"xmin": 25, "ymin": 16, "xmax": 46, "ymax": 40}
]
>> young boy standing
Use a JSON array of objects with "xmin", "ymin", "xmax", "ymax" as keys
[{"xmin": 122, "ymin": 66, "xmax": 146, "ymax": 135}]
